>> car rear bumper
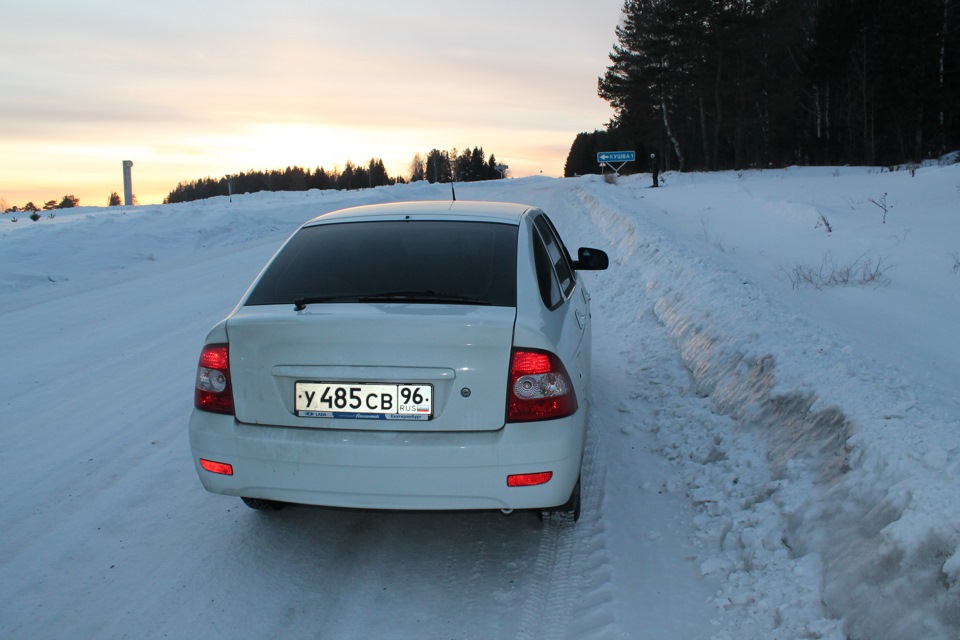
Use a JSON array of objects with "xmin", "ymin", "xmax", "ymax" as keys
[{"xmin": 188, "ymin": 405, "xmax": 587, "ymax": 511}]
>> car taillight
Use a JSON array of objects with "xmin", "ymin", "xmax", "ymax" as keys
[
  {"xmin": 195, "ymin": 343, "xmax": 234, "ymax": 415},
  {"xmin": 507, "ymin": 348, "xmax": 577, "ymax": 422}
]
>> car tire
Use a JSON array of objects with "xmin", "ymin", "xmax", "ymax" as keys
[
  {"xmin": 241, "ymin": 496, "xmax": 287, "ymax": 511},
  {"xmin": 539, "ymin": 477, "xmax": 581, "ymax": 524}
]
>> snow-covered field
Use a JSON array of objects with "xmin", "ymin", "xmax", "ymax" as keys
[{"xmin": 2, "ymin": 163, "xmax": 958, "ymax": 639}]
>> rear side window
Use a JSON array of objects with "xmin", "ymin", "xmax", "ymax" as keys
[
  {"xmin": 246, "ymin": 220, "xmax": 518, "ymax": 307},
  {"xmin": 532, "ymin": 214, "xmax": 576, "ymax": 309},
  {"xmin": 533, "ymin": 232, "xmax": 563, "ymax": 310}
]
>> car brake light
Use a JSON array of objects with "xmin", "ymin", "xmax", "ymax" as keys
[
  {"xmin": 507, "ymin": 348, "xmax": 577, "ymax": 422},
  {"xmin": 199, "ymin": 458, "xmax": 234, "ymax": 475},
  {"xmin": 507, "ymin": 471, "xmax": 553, "ymax": 487},
  {"xmin": 195, "ymin": 343, "xmax": 235, "ymax": 415}
]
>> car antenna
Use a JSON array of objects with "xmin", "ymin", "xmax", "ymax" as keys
[{"xmin": 451, "ymin": 157, "xmax": 457, "ymax": 201}]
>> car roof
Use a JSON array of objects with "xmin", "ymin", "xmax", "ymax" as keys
[{"xmin": 303, "ymin": 200, "xmax": 538, "ymax": 226}]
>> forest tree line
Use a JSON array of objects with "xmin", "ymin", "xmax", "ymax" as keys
[
  {"xmin": 565, "ymin": 0, "xmax": 960, "ymax": 176},
  {"xmin": 165, "ymin": 147, "xmax": 505, "ymax": 204},
  {"xmin": 3, "ymin": 195, "xmax": 80, "ymax": 213}
]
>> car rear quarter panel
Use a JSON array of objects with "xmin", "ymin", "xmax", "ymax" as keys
[{"xmin": 514, "ymin": 215, "xmax": 591, "ymax": 408}]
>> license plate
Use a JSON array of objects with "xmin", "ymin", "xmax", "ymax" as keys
[{"xmin": 295, "ymin": 382, "xmax": 433, "ymax": 420}]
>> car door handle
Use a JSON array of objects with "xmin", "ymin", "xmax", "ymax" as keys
[{"xmin": 575, "ymin": 310, "xmax": 587, "ymax": 330}]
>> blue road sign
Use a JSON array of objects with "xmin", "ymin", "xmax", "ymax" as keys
[{"xmin": 597, "ymin": 151, "xmax": 636, "ymax": 163}]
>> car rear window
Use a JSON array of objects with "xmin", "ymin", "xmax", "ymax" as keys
[{"xmin": 245, "ymin": 220, "xmax": 518, "ymax": 307}]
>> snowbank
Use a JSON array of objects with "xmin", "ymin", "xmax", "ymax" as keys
[{"xmin": 573, "ymin": 166, "xmax": 960, "ymax": 638}]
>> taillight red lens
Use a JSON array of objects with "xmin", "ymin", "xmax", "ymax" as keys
[
  {"xmin": 195, "ymin": 343, "xmax": 234, "ymax": 415},
  {"xmin": 199, "ymin": 345, "xmax": 228, "ymax": 370},
  {"xmin": 507, "ymin": 471, "xmax": 553, "ymax": 487},
  {"xmin": 507, "ymin": 348, "xmax": 577, "ymax": 422},
  {"xmin": 512, "ymin": 351, "xmax": 552, "ymax": 375},
  {"xmin": 199, "ymin": 458, "xmax": 234, "ymax": 475}
]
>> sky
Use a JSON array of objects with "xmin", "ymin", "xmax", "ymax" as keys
[{"xmin": 1, "ymin": 0, "xmax": 623, "ymax": 207}]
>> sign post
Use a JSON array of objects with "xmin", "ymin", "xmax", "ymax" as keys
[{"xmin": 597, "ymin": 151, "xmax": 635, "ymax": 176}]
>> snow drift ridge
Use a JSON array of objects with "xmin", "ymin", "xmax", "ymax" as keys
[{"xmin": 577, "ymin": 177, "xmax": 959, "ymax": 639}]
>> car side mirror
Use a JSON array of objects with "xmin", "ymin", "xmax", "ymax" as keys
[{"xmin": 573, "ymin": 247, "xmax": 609, "ymax": 271}]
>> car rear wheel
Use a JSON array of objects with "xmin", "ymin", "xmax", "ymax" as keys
[
  {"xmin": 241, "ymin": 496, "xmax": 287, "ymax": 511},
  {"xmin": 539, "ymin": 477, "xmax": 581, "ymax": 524}
]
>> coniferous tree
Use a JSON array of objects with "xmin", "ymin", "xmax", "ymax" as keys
[
  {"xmin": 563, "ymin": 129, "xmax": 637, "ymax": 177},
  {"xmin": 339, "ymin": 161, "xmax": 357, "ymax": 190},
  {"xmin": 468, "ymin": 147, "xmax": 485, "ymax": 181},
  {"xmin": 486, "ymin": 154, "xmax": 502, "ymax": 179},
  {"xmin": 590, "ymin": 0, "xmax": 958, "ymax": 172},
  {"xmin": 564, "ymin": 131, "xmax": 600, "ymax": 177},
  {"xmin": 368, "ymin": 158, "xmax": 390, "ymax": 187},
  {"xmin": 425, "ymin": 149, "xmax": 452, "ymax": 183}
]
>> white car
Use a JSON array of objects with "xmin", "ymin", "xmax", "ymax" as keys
[{"xmin": 188, "ymin": 200, "xmax": 608, "ymax": 521}]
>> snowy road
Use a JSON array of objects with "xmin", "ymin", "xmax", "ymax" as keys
[
  {"xmin": 1, "ymin": 181, "xmax": 720, "ymax": 640},
  {"xmin": 4, "ymin": 165, "xmax": 959, "ymax": 639}
]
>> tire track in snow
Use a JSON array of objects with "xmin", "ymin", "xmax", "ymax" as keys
[
  {"xmin": 514, "ymin": 425, "xmax": 614, "ymax": 640},
  {"xmin": 439, "ymin": 512, "xmax": 489, "ymax": 636},
  {"xmin": 564, "ymin": 426, "xmax": 620, "ymax": 640},
  {"xmin": 513, "ymin": 517, "xmax": 573, "ymax": 640},
  {"xmin": 510, "ymin": 183, "xmax": 624, "ymax": 640}
]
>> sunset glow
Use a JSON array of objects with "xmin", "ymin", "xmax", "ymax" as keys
[{"xmin": 1, "ymin": 1, "xmax": 620, "ymax": 207}]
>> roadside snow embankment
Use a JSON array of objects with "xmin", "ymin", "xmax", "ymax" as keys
[{"xmin": 575, "ymin": 173, "xmax": 960, "ymax": 640}]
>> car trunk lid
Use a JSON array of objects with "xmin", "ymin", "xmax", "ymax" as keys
[{"xmin": 226, "ymin": 303, "xmax": 516, "ymax": 432}]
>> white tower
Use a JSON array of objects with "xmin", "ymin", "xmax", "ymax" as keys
[{"xmin": 122, "ymin": 160, "xmax": 134, "ymax": 206}]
